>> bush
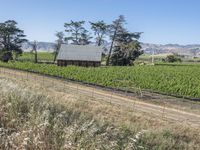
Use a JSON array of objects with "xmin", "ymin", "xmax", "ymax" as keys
[
  {"xmin": 0, "ymin": 49, "xmax": 13, "ymax": 62},
  {"xmin": 163, "ymin": 54, "xmax": 182, "ymax": 63}
]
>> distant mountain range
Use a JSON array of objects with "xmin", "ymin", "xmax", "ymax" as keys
[
  {"xmin": 22, "ymin": 42, "xmax": 200, "ymax": 57},
  {"xmin": 22, "ymin": 42, "xmax": 55, "ymax": 52},
  {"xmin": 141, "ymin": 43, "xmax": 200, "ymax": 56}
]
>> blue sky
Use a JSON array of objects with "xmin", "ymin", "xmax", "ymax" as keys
[{"xmin": 0, "ymin": 0, "xmax": 200, "ymax": 45}]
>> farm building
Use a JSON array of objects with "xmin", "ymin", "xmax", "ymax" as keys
[{"xmin": 57, "ymin": 44, "xmax": 103, "ymax": 67}]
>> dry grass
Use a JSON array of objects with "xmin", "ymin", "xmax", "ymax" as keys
[{"xmin": 0, "ymin": 78, "xmax": 200, "ymax": 150}]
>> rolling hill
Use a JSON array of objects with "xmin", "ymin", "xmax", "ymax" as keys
[{"xmin": 22, "ymin": 42, "xmax": 200, "ymax": 57}]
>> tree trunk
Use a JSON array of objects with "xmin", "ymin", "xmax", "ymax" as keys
[
  {"xmin": 106, "ymin": 30, "xmax": 117, "ymax": 66},
  {"xmin": 98, "ymin": 34, "xmax": 103, "ymax": 46},
  {"xmin": 35, "ymin": 50, "xmax": 38, "ymax": 63},
  {"xmin": 106, "ymin": 21, "xmax": 120, "ymax": 66},
  {"xmin": 53, "ymin": 52, "xmax": 57, "ymax": 63}
]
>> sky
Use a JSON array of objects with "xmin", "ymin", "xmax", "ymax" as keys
[{"xmin": 0, "ymin": 0, "xmax": 200, "ymax": 45}]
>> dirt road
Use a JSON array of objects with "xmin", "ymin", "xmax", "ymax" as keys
[{"xmin": 1, "ymin": 67, "xmax": 200, "ymax": 127}]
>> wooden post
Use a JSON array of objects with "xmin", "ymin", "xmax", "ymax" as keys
[
  {"xmin": 139, "ymin": 87, "xmax": 143, "ymax": 98},
  {"xmin": 42, "ymin": 75, "xmax": 44, "ymax": 86},
  {"xmin": 92, "ymin": 86, "xmax": 94, "ymax": 98},
  {"xmin": 133, "ymin": 101, "xmax": 136, "ymax": 112},
  {"xmin": 77, "ymin": 84, "xmax": 79, "ymax": 94},
  {"xmin": 26, "ymin": 72, "xmax": 28, "ymax": 80},
  {"xmin": 162, "ymin": 102, "xmax": 166, "ymax": 119},
  {"xmin": 110, "ymin": 92, "xmax": 113, "ymax": 104}
]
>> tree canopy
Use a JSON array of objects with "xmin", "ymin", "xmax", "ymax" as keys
[
  {"xmin": 110, "ymin": 30, "xmax": 143, "ymax": 66},
  {"xmin": 64, "ymin": 21, "xmax": 91, "ymax": 45},
  {"xmin": 54, "ymin": 31, "xmax": 64, "ymax": 62},
  {"xmin": 0, "ymin": 20, "xmax": 27, "ymax": 62},
  {"xmin": 90, "ymin": 21, "xmax": 108, "ymax": 46},
  {"xmin": 106, "ymin": 15, "xmax": 126, "ymax": 65}
]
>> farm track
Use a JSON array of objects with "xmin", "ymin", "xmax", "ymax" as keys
[{"xmin": 1, "ymin": 67, "xmax": 200, "ymax": 127}]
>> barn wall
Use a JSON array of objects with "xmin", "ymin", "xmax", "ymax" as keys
[{"xmin": 57, "ymin": 60, "xmax": 101, "ymax": 67}]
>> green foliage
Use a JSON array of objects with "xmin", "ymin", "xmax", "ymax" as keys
[
  {"xmin": 0, "ymin": 49, "xmax": 12, "ymax": 62},
  {"xmin": 54, "ymin": 32, "xmax": 64, "ymax": 62},
  {"xmin": 107, "ymin": 15, "xmax": 142, "ymax": 66},
  {"xmin": 111, "ymin": 31, "xmax": 143, "ymax": 66},
  {"xmin": 64, "ymin": 20, "xmax": 92, "ymax": 45},
  {"xmin": 0, "ymin": 62, "xmax": 200, "ymax": 98},
  {"xmin": 90, "ymin": 21, "xmax": 108, "ymax": 46},
  {"xmin": 163, "ymin": 54, "xmax": 182, "ymax": 63},
  {"xmin": 0, "ymin": 20, "xmax": 27, "ymax": 61},
  {"xmin": 107, "ymin": 15, "xmax": 126, "ymax": 65}
]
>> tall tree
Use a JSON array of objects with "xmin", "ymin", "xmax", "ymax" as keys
[
  {"xmin": 54, "ymin": 32, "xmax": 64, "ymax": 63},
  {"xmin": 78, "ymin": 30, "xmax": 92, "ymax": 45},
  {"xmin": 90, "ymin": 21, "xmax": 108, "ymax": 46},
  {"xmin": 0, "ymin": 20, "xmax": 27, "ymax": 62},
  {"xmin": 111, "ymin": 31, "xmax": 143, "ymax": 66},
  {"xmin": 30, "ymin": 41, "xmax": 38, "ymax": 63},
  {"xmin": 64, "ymin": 21, "xmax": 91, "ymax": 45},
  {"xmin": 106, "ymin": 15, "xmax": 126, "ymax": 66}
]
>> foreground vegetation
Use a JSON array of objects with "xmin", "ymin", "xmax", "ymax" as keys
[
  {"xmin": 0, "ymin": 61, "xmax": 200, "ymax": 98},
  {"xmin": 0, "ymin": 78, "xmax": 200, "ymax": 149}
]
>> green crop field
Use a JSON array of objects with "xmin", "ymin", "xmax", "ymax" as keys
[
  {"xmin": 0, "ymin": 61, "xmax": 200, "ymax": 98},
  {"xmin": 18, "ymin": 52, "xmax": 55, "ymax": 62}
]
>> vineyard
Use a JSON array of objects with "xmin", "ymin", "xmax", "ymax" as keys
[{"xmin": 0, "ymin": 61, "xmax": 200, "ymax": 98}]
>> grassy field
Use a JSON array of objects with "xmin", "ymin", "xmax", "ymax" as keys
[
  {"xmin": 137, "ymin": 53, "xmax": 200, "ymax": 63},
  {"xmin": 18, "ymin": 52, "xmax": 55, "ymax": 62},
  {"xmin": 137, "ymin": 54, "xmax": 170, "ymax": 63},
  {"xmin": 0, "ymin": 61, "xmax": 200, "ymax": 98},
  {"xmin": 0, "ymin": 77, "xmax": 200, "ymax": 149}
]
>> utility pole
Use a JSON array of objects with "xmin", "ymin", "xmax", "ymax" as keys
[{"xmin": 151, "ymin": 49, "xmax": 155, "ymax": 65}]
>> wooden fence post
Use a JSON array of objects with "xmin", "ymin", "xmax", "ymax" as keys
[
  {"xmin": 162, "ymin": 102, "xmax": 166, "ymax": 119},
  {"xmin": 77, "ymin": 84, "xmax": 79, "ymax": 94}
]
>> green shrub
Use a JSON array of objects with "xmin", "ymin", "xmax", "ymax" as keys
[{"xmin": 163, "ymin": 54, "xmax": 182, "ymax": 63}]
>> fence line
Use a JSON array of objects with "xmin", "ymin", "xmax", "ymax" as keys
[{"xmin": 0, "ymin": 67, "xmax": 200, "ymax": 127}]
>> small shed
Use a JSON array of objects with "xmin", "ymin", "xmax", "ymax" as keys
[{"xmin": 57, "ymin": 44, "xmax": 102, "ymax": 67}]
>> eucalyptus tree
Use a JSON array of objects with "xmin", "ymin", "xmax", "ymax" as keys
[
  {"xmin": 111, "ymin": 31, "xmax": 143, "ymax": 66},
  {"xmin": 78, "ymin": 30, "xmax": 92, "ymax": 45},
  {"xmin": 0, "ymin": 20, "xmax": 27, "ymax": 62},
  {"xmin": 106, "ymin": 15, "xmax": 126, "ymax": 66},
  {"xmin": 64, "ymin": 20, "xmax": 91, "ymax": 45},
  {"xmin": 54, "ymin": 32, "xmax": 64, "ymax": 62},
  {"xmin": 90, "ymin": 21, "xmax": 108, "ymax": 46}
]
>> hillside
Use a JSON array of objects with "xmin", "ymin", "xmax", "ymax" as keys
[
  {"xmin": 142, "ymin": 43, "xmax": 200, "ymax": 56},
  {"xmin": 22, "ymin": 42, "xmax": 200, "ymax": 57},
  {"xmin": 22, "ymin": 42, "xmax": 55, "ymax": 52}
]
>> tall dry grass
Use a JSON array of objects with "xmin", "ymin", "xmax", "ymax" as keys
[{"xmin": 0, "ymin": 78, "xmax": 200, "ymax": 150}]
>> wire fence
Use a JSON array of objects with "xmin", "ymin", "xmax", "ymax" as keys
[{"xmin": 0, "ymin": 67, "xmax": 200, "ymax": 127}]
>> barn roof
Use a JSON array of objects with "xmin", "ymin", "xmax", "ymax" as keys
[{"xmin": 57, "ymin": 44, "xmax": 103, "ymax": 62}]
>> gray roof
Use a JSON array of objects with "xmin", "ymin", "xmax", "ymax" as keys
[{"xmin": 57, "ymin": 44, "xmax": 102, "ymax": 62}]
